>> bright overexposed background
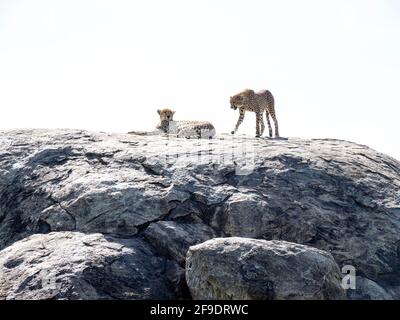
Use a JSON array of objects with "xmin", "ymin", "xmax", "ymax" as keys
[{"xmin": 0, "ymin": 0, "xmax": 399, "ymax": 159}]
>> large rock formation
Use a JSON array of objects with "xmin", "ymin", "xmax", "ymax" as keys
[
  {"xmin": 186, "ymin": 237, "xmax": 346, "ymax": 300},
  {"xmin": 0, "ymin": 232, "xmax": 182, "ymax": 299},
  {"xmin": 0, "ymin": 129, "xmax": 399, "ymax": 299}
]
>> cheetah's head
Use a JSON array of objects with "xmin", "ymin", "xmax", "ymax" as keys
[
  {"xmin": 230, "ymin": 89, "xmax": 254, "ymax": 110},
  {"xmin": 157, "ymin": 108, "xmax": 175, "ymax": 121},
  {"xmin": 230, "ymin": 95, "xmax": 243, "ymax": 110}
]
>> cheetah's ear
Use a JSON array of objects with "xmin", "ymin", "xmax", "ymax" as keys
[
  {"xmin": 172, "ymin": 110, "xmax": 176, "ymax": 115},
  {"xmin": 157, "ymin": 109, "xmax": 161, "ymax": 115}
]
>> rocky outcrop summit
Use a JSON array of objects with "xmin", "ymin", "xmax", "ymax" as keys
[{"xmin": 0, "ymin": 129, "xmax": 399, "ymax": 299}]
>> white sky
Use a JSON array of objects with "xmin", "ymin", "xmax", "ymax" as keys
[{"xmin": 1, "ymin": 0, "xmax": 399, "ymax": 159}]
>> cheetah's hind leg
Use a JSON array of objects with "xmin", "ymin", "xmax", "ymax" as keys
[{"xmin": 265, "ymin": 111, "xmax": 273, "ymax": 137}]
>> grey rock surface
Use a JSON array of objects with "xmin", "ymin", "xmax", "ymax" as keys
[
  {"xmin": 347, "ymin": 276, "xmax": 393, "ymax": 300},
  {"xmin": 0, "ymin": 129, "xmax": 399, "ymax": 299},
  {"xmin": 144, "ymin": 220, "xmax": 216, "ymax": 266},
  {"xmin": 0, "ymin": 232, "xmax": 181, "ymax": 299},
  {"xmin": 186, "ymin": 237, "xmax": 346, "ymax": 300}
]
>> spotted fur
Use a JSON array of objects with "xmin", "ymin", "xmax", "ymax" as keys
[
  {"xmin": 156, "ymin": 108, "xmax": 216, "ymax": 139},
  {"xmin": 230, "ymin": 89, "xmax": 279, "ymax": 138}
]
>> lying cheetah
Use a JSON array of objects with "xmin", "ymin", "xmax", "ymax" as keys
[
  {"xmin": 128, "ymin": 109, "xmax": 216, "ymax": 139},
  {"xmin": 230, "ymin": 89, "xmax": 279, "ymax": 138},
  {"xmin": 156, "ymin": 108, "xmax": 216, "ymax": 138}
]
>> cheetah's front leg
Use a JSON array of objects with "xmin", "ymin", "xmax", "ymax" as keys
[{"xmin": 231, "ymin": 109, "xmax": 245, "ymax": 134}]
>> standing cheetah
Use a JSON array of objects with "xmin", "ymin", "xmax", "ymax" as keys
[{"xmin": 230, "ymin": 89, "xmax": 279, "ymax": 138}]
